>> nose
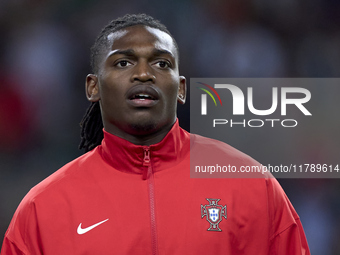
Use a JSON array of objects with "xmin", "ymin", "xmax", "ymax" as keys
[{"xmin": 131, "ymin": 61, "xmax": 156, "ymax": 83}]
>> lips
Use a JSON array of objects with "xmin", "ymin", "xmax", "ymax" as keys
[
  {"xmin": 130, "ymin": 93, "xmax": 156, "ymax": 100},
  {"xmin": 126, "ymin": 85, "xmax": 160, "ymax": 107}
]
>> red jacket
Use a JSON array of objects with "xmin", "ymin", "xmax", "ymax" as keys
[{"xmin": 1, "ymin": 121, "xmax": 310, "ymax": 254}]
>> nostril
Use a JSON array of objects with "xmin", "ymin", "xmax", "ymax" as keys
[
  {"xmin": 134, "ymin": 77, "xmax": 154, "ymax": 82},
  {"xmin": 132, "ymin": 72, "xmax": 156, "ymax": 83}
]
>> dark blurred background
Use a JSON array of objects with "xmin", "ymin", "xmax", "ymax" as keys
[{"xmin": 0, "ymin": 0, "xmax": 340, "ymax": 254}]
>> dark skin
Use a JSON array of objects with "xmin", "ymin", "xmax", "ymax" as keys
[{"xmin": 86, "ymin": 25, "xmax": 186, "ymax": 146}]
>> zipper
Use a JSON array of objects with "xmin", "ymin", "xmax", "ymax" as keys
[
  {"xmin": 142, "ymin": 147, "xmax": 151, "ymax": 179},
  {"xmin": 143, "ymin": 147, "xmax": 159, "ymax": 255}
]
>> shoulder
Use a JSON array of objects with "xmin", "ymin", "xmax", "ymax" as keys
[
  {"xmin": 21, "ymin": 148, "xmax": 101, "ymax": 205},
  {"xmin": 4, "ymin": 148, "xmax": 102, "ymax": 244},
  {"xmin": 191, "ymin": 133, "xmax": 245, "ymax": 153},
  {"xmin": 190, "ymin": 133, "xmax": 261, "ymax": 168}
]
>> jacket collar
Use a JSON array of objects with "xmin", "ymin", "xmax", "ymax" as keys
[{"xmin": 98, "ymin": 119, "xmax": 190, "ymax": 176}]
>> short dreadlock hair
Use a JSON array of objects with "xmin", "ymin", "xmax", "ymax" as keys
[
  {"xmin": 90, "ymin": 13, "xmax": 179, "ymax": 74},
  {"xmin": 79, "ymin": 14, "xmax": 179, "ymax": 152}
]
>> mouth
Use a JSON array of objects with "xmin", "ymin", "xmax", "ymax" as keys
[
  {"xmin": 126, "ymin": 85, "xmax": 160, "ymax": 107},
  {"xmin": 130, "ymin": 93, "xmax": 156, "ymax": 100}
]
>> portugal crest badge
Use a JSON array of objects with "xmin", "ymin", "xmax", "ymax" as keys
[{"xmin": 201, "ymin": 198, "xmax": 227, "ymax": 231}]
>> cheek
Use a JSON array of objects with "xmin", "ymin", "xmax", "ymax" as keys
[
  {"xmin": 167, "ymin": 82, "xmax": 180, "ymax": 102},
  {"xmin": 163, "ymin": 87, "xmax": 180, "ymax": 112},
  {"xmin": 163, "ymin": 76, "xmax": 180, "ymax": 98},
  {"xmin": 99, "ymin": 79, "xmax": 124, "ymax": 102}
]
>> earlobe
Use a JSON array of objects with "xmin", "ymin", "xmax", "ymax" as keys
[
  {"xmin": 85, "ymin": 74, "xmax": 100, "ymax": 102},
  {"xmin": 177, "ymin": 76, "xmax": 186, "ymax": 105}
]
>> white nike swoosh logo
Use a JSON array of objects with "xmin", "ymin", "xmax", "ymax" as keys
[{"xmin": 77, "ymin": 219, "xmax": 109, "ymax": 235}]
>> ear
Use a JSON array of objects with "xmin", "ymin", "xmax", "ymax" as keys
[
  {"xmin": 86, "ymin": 74, "xmax": 100, "ymax": 102},
  {"xmin": 177, "ymin": 76, "xmax": 186, "ymax": 105}
]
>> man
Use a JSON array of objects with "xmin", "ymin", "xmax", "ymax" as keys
[{"xmin": 1, "ymin": 14, "xmax": 310, "ymax": 254}]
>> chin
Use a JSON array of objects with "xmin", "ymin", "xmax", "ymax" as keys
[
  {"xmin": 127, "ymin": 115, "xmax": 174, "ymax": 136},
  {"xmin": 127, "ymin": 117, "xmax": 160, "ymax": 135},
  {"xmin": 129, "ymin": 122, "xmax": 157, "ymax": 133}
]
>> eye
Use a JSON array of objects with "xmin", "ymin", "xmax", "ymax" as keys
[
  {"xmin": 115, "ymin": 60, "xmax": 132, "ymax": 68},
  {"xmin": 154, "ymin": 61, "xmax": 171, "ymax": 69}
]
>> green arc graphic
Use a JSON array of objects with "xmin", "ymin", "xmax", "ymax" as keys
[{"xmin": 198, "ymin": 87, "xmax": 217, "ymax": 106}]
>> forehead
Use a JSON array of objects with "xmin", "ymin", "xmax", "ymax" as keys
[{"xmin": 106, "ymin": 25, "xmax": 177, "ymax": 58}]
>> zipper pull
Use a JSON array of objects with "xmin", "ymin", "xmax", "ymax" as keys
[
  {"xmin": 143, "ymin": 147, "xmax": 151, "ymax": 180},
  {"xmin": 143, "ymin": 147, "xmax": 150, "ymax": 166}
]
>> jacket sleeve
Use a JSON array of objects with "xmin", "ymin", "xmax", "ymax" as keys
[
  {"xmin": 267, "ymin": 177, "xmax": 311, "ymax": 255},
  {"xmin": 1, "ymin": 235, "xmax": 27, "ymax": 255},
  {"xmin": 270, "ymin": 218, "xmax": 310, "ymax": 255},
  {"xmin": 1, "ymin": 194, "xmax": 40, "ymax": 255}
]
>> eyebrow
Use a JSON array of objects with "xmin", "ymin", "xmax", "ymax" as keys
[
  {"xmin": 107, "ymin": 48, "xmax": 175, "ymax": 58},
  {"xmin": 152, "ymin": 48, "xmax": 175, "ymax": 58},
  {"xmin": 107, "ymin": 49, "xmax": 135, "ymax": 57}
]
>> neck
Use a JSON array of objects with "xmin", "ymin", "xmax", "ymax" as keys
[{"xmin": 104, "ymin": 120, "xmax": 176, "ymax": 146}]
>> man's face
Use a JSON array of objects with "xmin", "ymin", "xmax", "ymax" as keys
[{"xmin": 86, "ymin": 25, "xmax": 186, "ymax": 143}]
